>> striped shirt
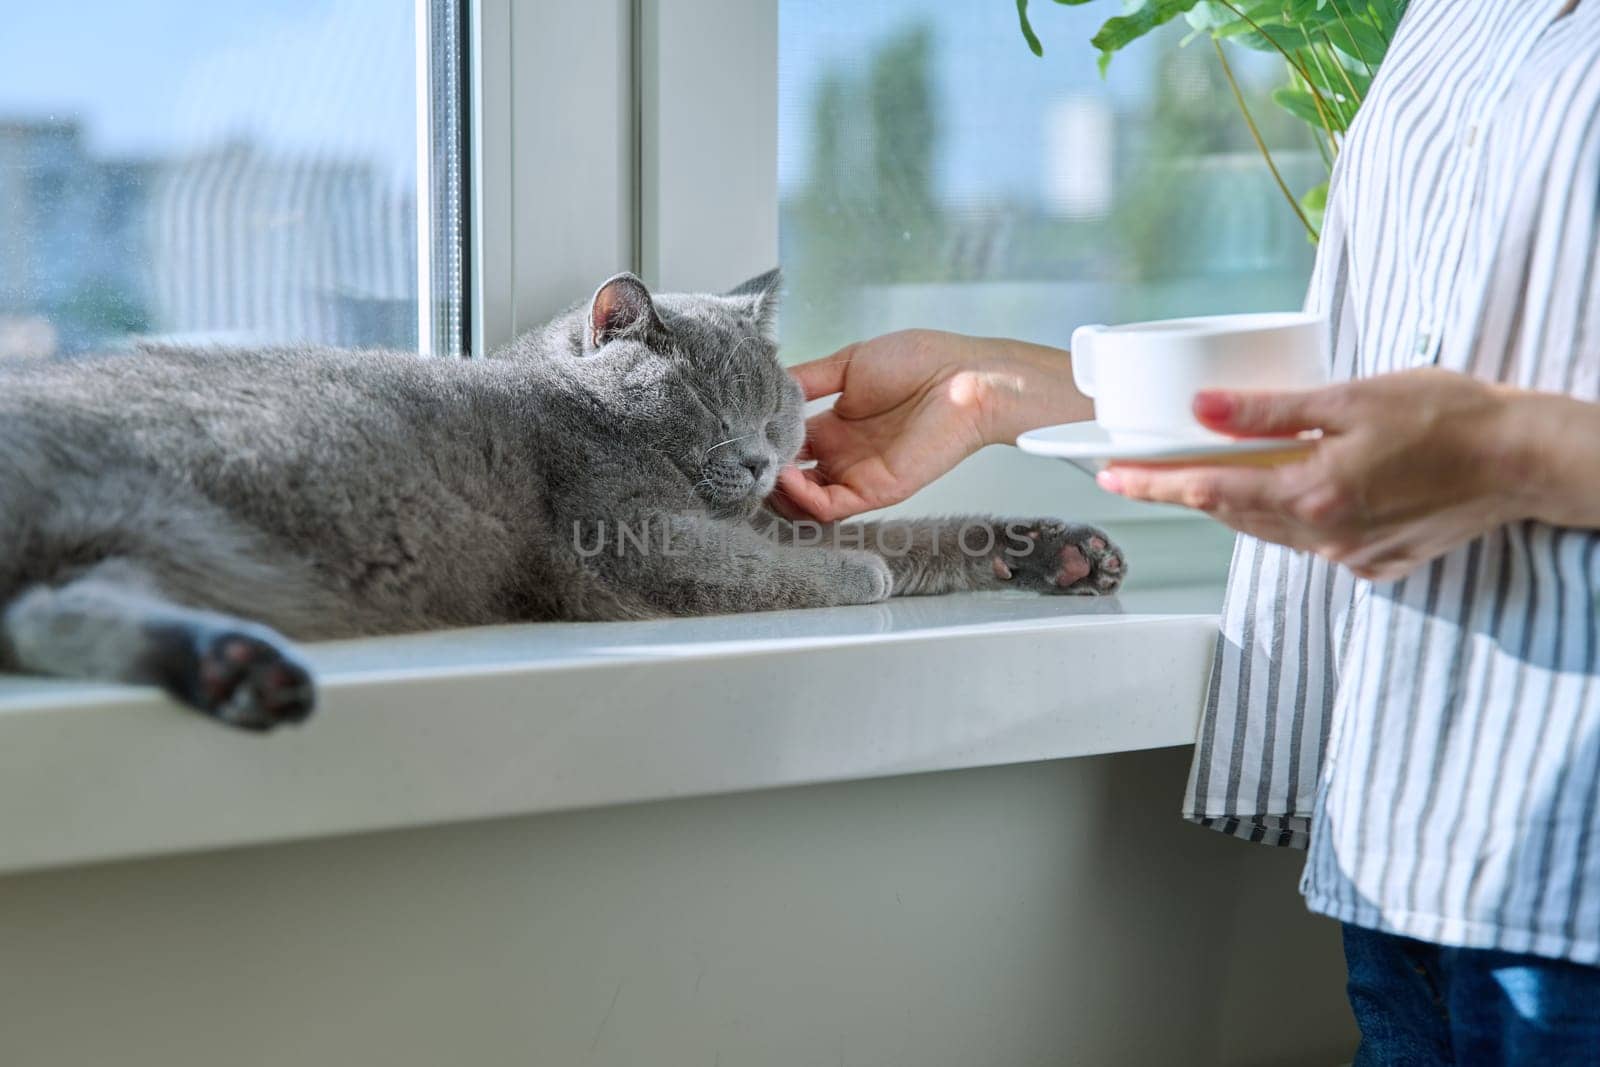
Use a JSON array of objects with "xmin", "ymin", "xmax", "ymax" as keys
[{"xmin": 1183, "ymin": 0, "xmax": 1600, "ymax": 964}]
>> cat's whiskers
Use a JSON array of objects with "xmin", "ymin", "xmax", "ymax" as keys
[{"xmin": 706, "ymin": 431, "xmax": 757, "ymax": 455}]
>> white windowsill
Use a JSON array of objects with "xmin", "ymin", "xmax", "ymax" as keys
[{"xmin": 0, "ymin": 587, "xmax": 1222, "ymax": 876}]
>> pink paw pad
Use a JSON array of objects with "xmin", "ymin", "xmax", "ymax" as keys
[
  {"xmin": 992, "ymin": 556, "xmax": 1014, "ymax": 580},
  {"xmin": 1054, "ymin": 544, "xmax": 1091, "ymax": 587}
]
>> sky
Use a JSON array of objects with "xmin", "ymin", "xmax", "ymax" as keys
[
  {"xmin": 0, "ymin": 0, "xmax": 1283, "ymax": 208},
  {"xmin": 0, "ymin": 0, "xmax": 417, "ymax": 184}
]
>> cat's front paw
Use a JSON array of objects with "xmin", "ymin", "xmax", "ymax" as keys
[
  {"xmin": 991, "ymin": 521, "xmax": 1125, "ymax": 596},
  {"xmin": 835, "ymin": 550, "xmax": 893, "ymax": 605},
  {"xmin": 156, "ymin": 625, "xmax": 317, "ymax": 731}
]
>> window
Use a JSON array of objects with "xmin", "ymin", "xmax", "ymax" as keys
[
  {"xmin": 778, "ymin": 3, "xmax": 1318, "ymax": 356},
  {"xmin": 776, "ymin": 1, "xmax": 1321, "ymax": 586},
  {"xmin": 0, "ymin": 0, "xmax": 1288, "ymax": 589},
  {"xmin": 0, "ymin": 0, "xmax": 467, "ymax": 359}
]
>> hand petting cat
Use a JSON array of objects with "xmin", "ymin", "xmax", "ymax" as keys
[
  {"xmin": 773, "ymin": 329, "xmax": 1093, "ymax": 522},
  {"xmin": 774, "ymin": 329, "xmax": 1100, "ymax": 521}
]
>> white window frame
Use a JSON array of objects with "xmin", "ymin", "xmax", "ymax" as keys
[
  {"xmin": 416, "ymin": 0, "xmax": 470, "ymax": 357},
  {"xmin": 471, "ymin": 0, "xmax": 639, "ymax": 356},
  {"xmin": 637, "ymin": 0, "xmax": 778, "ymax": 292},
  {"xmin": 471, "ymin": 0, "xmax": 775, "ymax": 356}
]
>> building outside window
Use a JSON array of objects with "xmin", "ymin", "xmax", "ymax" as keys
[{"xmin": 0, "ymin": 0, "xmax": 465, "ymax": 359}]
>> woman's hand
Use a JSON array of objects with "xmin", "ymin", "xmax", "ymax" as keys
[
  {"xmin": 771, "ymin": 330, "xmax": 1091, "ymax": 522},
  {"xmin": 1099, "ymin": 367, "xmax": 1600, "ymax": 581}
]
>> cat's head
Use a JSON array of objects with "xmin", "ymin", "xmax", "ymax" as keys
[{"xmin": 575, "ymin": 269, "xmax": 804, "ymax": 518}]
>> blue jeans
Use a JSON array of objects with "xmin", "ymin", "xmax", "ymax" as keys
[{"xmin": 1343, "ymin": 923, "xmax": 1600, "ymax": 1065}]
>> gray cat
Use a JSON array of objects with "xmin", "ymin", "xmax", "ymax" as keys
[{"xmin": 0, "ymin": 270, "xmax": 1124, "ymax": 730}]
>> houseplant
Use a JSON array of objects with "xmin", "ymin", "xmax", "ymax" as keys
[{"xmin": 1016, "ymin": 0, "xmax": 1409, "ymax": 239}]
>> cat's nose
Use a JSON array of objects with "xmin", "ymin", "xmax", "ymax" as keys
[{"xmin": 741, "ymin": 456, "xmax": 770, "ymax": 482}]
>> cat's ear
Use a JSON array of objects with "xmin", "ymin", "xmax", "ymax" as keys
[
  {"xmin": 587, "ymin": 272, "xmax": 665, "ymax": 351},
  {"xmin": 724, "ymin": 267, "xmax": 782, "ymax": 338}
]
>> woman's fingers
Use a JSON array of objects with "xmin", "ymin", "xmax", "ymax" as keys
[
  {"xmin": 802, "ymin": 408, "xmax": 849, "ymax": 457},
  {"xmin": 1193, "ymin": 384, "xmax": 1351, "ymax": 437},
  {"xmin": 769, "ymin": 467, "xmax": 824, "ymax": 520},
  {"xmin": 770, "ymin": 465, "xmax": 869, "ymax": 523},
  {"xmin": 1099, "ymin": 463, "xmax": 1290, "ymax": 515},
  {"xmin": 788, "ymin": 346, "xmax": 855, "ymax": 401},
  {"xmin": 765, "ymin": 484, "xmax": 808, "ymax": 521}
]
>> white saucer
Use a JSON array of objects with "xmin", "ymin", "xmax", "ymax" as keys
[{"xmin": 1016, "ymin": 421, "xmax": 1317, "ymax": 468}]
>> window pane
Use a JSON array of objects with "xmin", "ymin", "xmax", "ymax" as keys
[
  {"xmin": 0, "ymin": 0, "xmax": 465, "ymax": 358},
  {"xmin": 779, "ymin": 2, "xmax": 1318, "ymax": 358},
  {"xmin": 778, "ymin": 2, "xmax": 1317, "ymax": 583}
]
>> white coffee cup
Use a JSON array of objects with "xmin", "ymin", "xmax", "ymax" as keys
[{"xmin": 1071, "ymin": 312, "xmax": 1329, "ymax": 444}]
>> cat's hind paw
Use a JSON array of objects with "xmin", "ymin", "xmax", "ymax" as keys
[
  {"xmin": 992, "ymin": 521, "xmax": 1125, "ymax": 597},
  {"xmin": 167, "ymin": 627, "xmax": 317, "ymax": 731}
]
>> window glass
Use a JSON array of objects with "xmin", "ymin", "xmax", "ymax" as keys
[
  {"xmin": 0, "ymin": 0, "xmax": 464, "ymax": 358},
  {"xmin": 778, "ymin": 2, "xmax": 1318, "ymax": 583},
  {"xmin": 779, "ymin": 1, "xmax": 1317, "ymax": 357}
]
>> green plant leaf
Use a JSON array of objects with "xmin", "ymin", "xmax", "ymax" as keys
[
  {"xmin": 1272, "ymin": 86, "xmax": 1340, "ymax": 129},
  {"xmin": 1365, "ymin": 0, "xmax": 1404, "ymax": 27},
  {"xmin": 1014, "ymin": 0, "xmax": 1105, "ymax": 56},
  {"xmin": 1300, "ymin": 180, "xmax": 1329, "ymax": 238},
  {"xmin": 1297, "ymin": 41, "xmax": 1365, "ymax": 112},
  {"xmin": 1234, "ymin": 21, "xmax": 1319, "ymax": 55},
  {"xmin": 1090, "ymin": 0, "xmax": 1208, "ymax": 72},
  {"xmin": 1205, "ymin": 0, "xmax": 1307, "ymax": 40},
  {"xmin": 1016, "ymin": 0, "xmax": 1044, "ymax": 55},
  {"xmin": 1321, "ymin": 18, "xmax": 1388, "ymax": 66},
  {"xmin": 1183, "ymin": 1, "xmax": 1242, "ymax": 33},
  {"xmin": 1338, "ymin": 58, "xmax": 1373, "ymax": 99}
]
